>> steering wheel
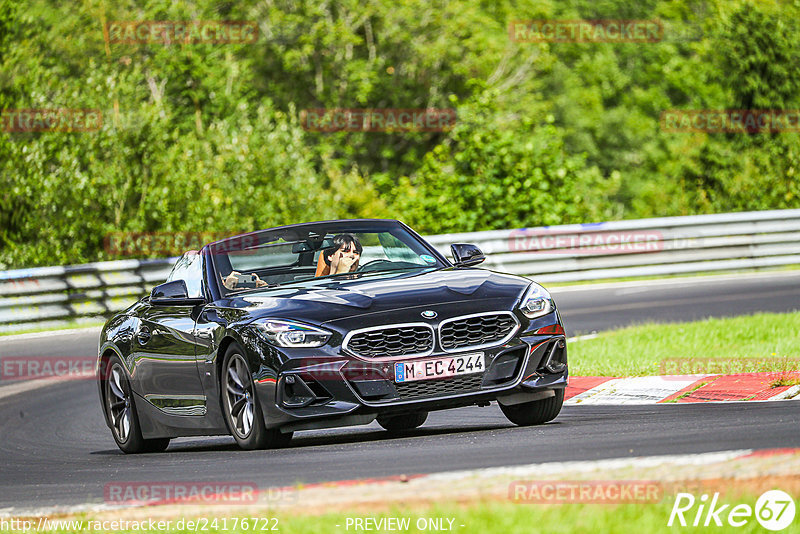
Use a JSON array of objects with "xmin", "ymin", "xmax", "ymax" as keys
[{"xmin": 357, "ymin": 259, "xmax": 395, "ymax": 272}]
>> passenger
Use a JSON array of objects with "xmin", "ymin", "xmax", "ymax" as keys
[{"xmin": 315, "ymin": 234, "xmax": 362, "ymax": 277}]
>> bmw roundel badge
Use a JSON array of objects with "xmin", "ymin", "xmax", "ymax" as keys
[{"xmin": 421, "ymin": 310, "xmax": 438, "ymax": 319}]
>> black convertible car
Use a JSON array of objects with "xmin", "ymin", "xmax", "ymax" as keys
[{"xmin": 98, "ymin": 219, "xmax": 568, "ymax": 453}]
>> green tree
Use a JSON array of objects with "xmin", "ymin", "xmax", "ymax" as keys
[{"xmin": 393, "ymin": 91, "xmax": 621, "ymax": 233}]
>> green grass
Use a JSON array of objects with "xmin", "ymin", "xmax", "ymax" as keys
[
  {"xmin": 771, "ymin": 376, "xmax": 800, "ymax": 388},
  {"xmin": 569, "ymin": 311, "xmax": 800, "ymax": 377},
  {"xmin": 213, "ymin": 502, "xmax": 784, "ymax": 534},
  {"xmin": 8, "ymin": 499, "xmax": 776, "ymax": 534}
]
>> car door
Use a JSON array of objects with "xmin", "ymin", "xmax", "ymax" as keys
[{"xmin": 131, "ymin": 252, "xmax": 207, "ymax": 416}]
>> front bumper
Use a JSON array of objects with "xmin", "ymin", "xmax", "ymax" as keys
[{"xmin": 252, "ymin": 326, "xmax": 568, "ymax": 431}]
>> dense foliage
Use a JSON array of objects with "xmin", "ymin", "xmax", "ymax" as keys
[{"xmin": 1, "ymin": 0, "xmax": 799, "ymax": 267}]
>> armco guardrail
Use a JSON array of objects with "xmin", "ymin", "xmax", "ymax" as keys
[
  {"xmin": 1, "ymin": 210, "xmax": 799, "ymax": 331},
  {"xmin": 0, "ymin": 259, "xmax": 174, "ymax": 331},
  {"xmin": 426, "ymin": 209, "xmax": 800, "ymax": 283}
]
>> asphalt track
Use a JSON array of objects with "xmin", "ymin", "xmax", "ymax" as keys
[
  {"xmin": 1, "ymin": 271, "xmax": 799, "ymax": 511},
  {"xmin": 552, "ymin": 270, "xmax": 800, "ymax": 335}
]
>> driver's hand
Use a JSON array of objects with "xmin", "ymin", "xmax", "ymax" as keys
[
  {"xmin": 329, "ymin": 250, "xmax": 341, "ymax": 273},
  {"xmin": 222, "ymin": 271, "xmax": 241, "ymax": 290},
  {"xmin": 254, "ymin": 275, "xmax": 268, "ymax": 288},
  {"xmin": 338, "ymin": 252, "xmax": 357, "ymax": 270}
]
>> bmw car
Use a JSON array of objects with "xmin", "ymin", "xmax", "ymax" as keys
[{"xmin": 97, "ymin": 219, "xmax": 568, "ymax": 453}]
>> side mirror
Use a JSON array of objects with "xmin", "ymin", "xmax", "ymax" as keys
[
  {"xmin": 451, "ymin": 243, "xmax": 486, "ymax": 267},
  {"xmin": 150, "ymin": 280, "xmax": 205, "ymax": 306}
]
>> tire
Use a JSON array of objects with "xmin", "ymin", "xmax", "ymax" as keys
[
  {"xmin": 376, "ymin": 411, "xmax": 428, "ymax": 432},
  {"xmin": 103, "ymin": 355, "xmax": 170, "ymax": 454},
  {"xmin": 500, "ymin": 389, "xmax": 564, "ymax": 426},
  {"xmin": 221, "ymin": 343, "xmax": 292, "ymax": 450}
]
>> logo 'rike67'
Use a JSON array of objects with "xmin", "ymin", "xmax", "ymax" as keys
[{"xmin": 669, "ymin": 490, "xmax": 795, "ymax": 530}]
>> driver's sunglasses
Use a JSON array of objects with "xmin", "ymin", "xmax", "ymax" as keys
[{"xmin": 341, "ymin": 245, "xmax": 360, "ymax": 254}]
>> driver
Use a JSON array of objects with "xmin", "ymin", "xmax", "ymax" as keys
[{"xmin": 315, "ymin": 234, "xmax": 362, "ymax": 277}]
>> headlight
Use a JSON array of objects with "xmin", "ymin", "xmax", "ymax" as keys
[
  {"xmin": 519, "ymin": 283, "xmax": 553, "ymax": 319},
  {"xmin": 254, "ymin": 319, "xmax": 332, "ymax": 348}
]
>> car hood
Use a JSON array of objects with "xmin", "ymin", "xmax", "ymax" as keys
[{"xmin": 215, "ymin": 268, "xmax": 532, "ymax": 326}]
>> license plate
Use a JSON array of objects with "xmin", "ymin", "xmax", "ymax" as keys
[{"xmin": 394, "ymin": 353, "xmax": 484, "ymax": 383}]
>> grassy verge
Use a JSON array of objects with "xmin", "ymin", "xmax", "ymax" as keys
[
  {"xmin": 569, "ymin": 311, "xmax": 800, "ymax": 377},
  {"xmin": 12, "ymin": 498, "xmax": 777, "ymax": 534},
  {"xmin": 275, "ymin": 501, "xmax": 772, "ymax": 533},
  {"xmin": 246, "ymin": 501, "xmax": 769, "ymax": 534}
]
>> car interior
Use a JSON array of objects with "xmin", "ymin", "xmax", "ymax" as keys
[{"xmin": 211, "ymin": 230, "xmax": 434, "ymax": 293}]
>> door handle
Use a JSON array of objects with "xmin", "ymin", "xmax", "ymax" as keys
[
  {"xmin": 201, "ymin": 309, "xmax": 227, "ymax": 327},
  {"xmin": 136, "ymin": 326, "xmax": 151, "ymax": 345}
]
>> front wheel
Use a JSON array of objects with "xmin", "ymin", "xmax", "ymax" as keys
[
  {"xmin": 376, "ymin": 411, "xmax": 428, "ymax": 432},
  {"xmin": 103, "ymin": 356, "xmax": 170, "ymax": 454},
  {"xmin": 500, "ymin": 389, "xmax": 564, "ymax": 426},
  {"xmin": 221, "ymin": 344, "xmax": 292, "ymax": 450}
]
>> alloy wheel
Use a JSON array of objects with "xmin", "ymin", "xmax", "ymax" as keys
[
  {"xmin": 106, "ymin": 364, "xmax": 132, "ymax": 443},
  {"xmin": 225, "ymin": 353, "xmax": 256, "ymax": 438}
]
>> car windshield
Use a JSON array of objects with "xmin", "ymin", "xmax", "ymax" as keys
[{"xmin": 208, "ymin": 221, "xmax": 445, "ymax": 294}]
